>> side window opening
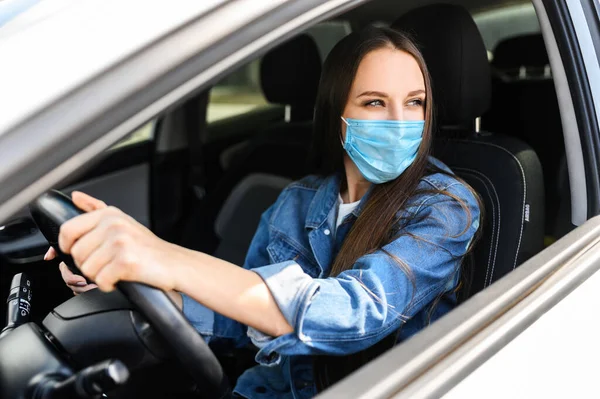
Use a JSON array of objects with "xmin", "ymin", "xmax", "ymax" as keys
[
  {"xmin": 475, "ymin": 3, "xmax": 569, "ymax": 245},
  {"xmin": 206, "ymin": 21, "xmax": 352, "ymax": 125},
  {"xmin": 474, "ymin": 3, "xmax": 541, "ymax": 54},
  {"xmin": 207, "ymin": 59, "xmax": 268, "ymax": 124},
  {"xmin": 110, "ymin": 120, "xmax": 156, "ymax": 150}
]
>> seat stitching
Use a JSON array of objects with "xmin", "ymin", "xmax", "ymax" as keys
[
  {"xmin": 456, "ymin": 171, "xmax": 496, "ymax": 287},
  {"xmin": 444, "ymin": 139, "xmax": 527, "ymax": 270},
  {"xmin": 453, "ymin": 167, "xmax": 500, "ymax": 287}
]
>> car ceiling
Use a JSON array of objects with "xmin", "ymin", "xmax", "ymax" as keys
[{"xmin": 342, "ymin": 0, "xmax": 530, "ymax": 27}]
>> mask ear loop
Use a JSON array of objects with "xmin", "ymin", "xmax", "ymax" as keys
[{"xmin": 340, "ymin": 116, "xmax": 349, "ymax": 147}]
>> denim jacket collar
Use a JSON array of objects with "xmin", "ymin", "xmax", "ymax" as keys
[
  {"xmin": 305, "ymin": 173, "xmax": 375, "ymax": 230},
  {"xmin": 305, "ymin": 174, "xmax": 340, "ymax": 230}
]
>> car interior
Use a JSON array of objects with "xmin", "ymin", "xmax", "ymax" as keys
[{"xmin": 0, "ymin": 0, "xmax": 573, "ymax": 397}]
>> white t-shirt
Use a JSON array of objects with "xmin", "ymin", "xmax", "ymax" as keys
[{"xmin": 336, "ymin": 194, "xmax": 360, "ymax": 229}]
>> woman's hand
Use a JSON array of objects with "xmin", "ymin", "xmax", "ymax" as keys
[
  {"xmin": 53, "ymin": 191, "xmax": 183, "ymax": 293},
  {"xmin": 45, "ymin": 192, "xmax": 290, "ymax": 336},
  {"xmin": 45, "ymin": 246, "xmax": 98, "ymax": 294},
  {"xmin": 44, "ymin": 191, "xmax": 108, "ymax": 295}
]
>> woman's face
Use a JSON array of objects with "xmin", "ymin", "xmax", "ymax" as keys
[{"xmin": 341, "ymin": 47, "xmax": 426, "ymax": 139}]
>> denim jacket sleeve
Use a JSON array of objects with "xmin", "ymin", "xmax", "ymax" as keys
[
  {"xmin": 248, "ymin": 181, "xmax": 480, "ymax": 365},
  {"xmin": 181, "ymin": 203, "xmax": 277, "ymax": 348}
]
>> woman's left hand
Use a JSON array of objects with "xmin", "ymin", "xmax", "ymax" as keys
[{"xmin": 59, "ymin": 191, "xmax": 182, "ymax": 293}]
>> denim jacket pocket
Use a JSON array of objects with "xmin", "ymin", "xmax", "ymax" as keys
[{"xmin": 267, "ymin": 236, "xmax": 319, "ymax": 277}]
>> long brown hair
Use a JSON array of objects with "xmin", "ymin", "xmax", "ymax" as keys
[
  {"xmin": 311, "ymin": 26, "xmax": 434, "ymax": 276},
  {"xmin": 310, "ymin": 26, "xmax": 481, "ymax": 390}
]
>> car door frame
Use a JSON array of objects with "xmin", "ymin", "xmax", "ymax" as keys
[{"xmin": 543, "ymin": 0, "xmax": 600, "ymax": 224}]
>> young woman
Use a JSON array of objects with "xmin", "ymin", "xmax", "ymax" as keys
[{"xmin": 48, "ymin": 27, "xmax": 481, "ymax": 398}]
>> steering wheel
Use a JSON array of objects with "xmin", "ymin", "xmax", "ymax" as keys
[{"xmin": 29, "ymin": 190, "xmax": 231, "ymax": 398}]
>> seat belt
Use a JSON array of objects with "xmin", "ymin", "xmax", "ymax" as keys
[{"xmin": 183, "ymin": 91, "xmax": 210, "ymax": 200}]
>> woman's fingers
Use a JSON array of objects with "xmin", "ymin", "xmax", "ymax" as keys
[
  {"xmin": 59, "ymin": 262, "xmax": 98, "ymax": 294},
  {"xmin": 90, "ymin": 238, "xmax": 144, "ymax": 292},
  {"xmin": 51, "ymin": 193, "xmax": 176, "ymax": 293},
  {"xmin": 51, "ymin": 192, "xmax": 110, "ymax": 295},
  {"xmin": 72, "ymin": 283, "xmax": 98, "ymax": 295},
  {"xmin": 94, "ymin": 260, "xmax": 129, "ymax": 292},
  {"xmin": 69, "ymin": 217, "xmax": 119, "ymax": 270},
  {"xmin": 47, "ymin": 192, "xmax": 108, "ymax": 258},
  {"xmin": 72, "ymin": 191, "xmax": 107, "ymax": 212},
  {"xmin": 44, "ymin": 246, "xmax": 57, "ymax": 261},
  {"xmin": 59, "ymin": 262, "xmax": 87, "ymax": 286},
  {"xmin": 58, "ymin": 192, "xmax": 113, "ymax": 254},
  {"xmin": 58, "ymin": 206, "xmax": 121, "ymax": 254},
  {"xmin": 78, "ymin": 240, "xmax": 118, "ymax": 282}
]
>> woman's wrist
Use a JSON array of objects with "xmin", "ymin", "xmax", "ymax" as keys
[{"xmin": 165, "ymin": 243, "xmax": 199, "ymax": 294}]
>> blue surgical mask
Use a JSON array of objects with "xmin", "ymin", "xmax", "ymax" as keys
[{"xmin": 341, "ymin": 117, "xmax": 424, "ymax": 184}]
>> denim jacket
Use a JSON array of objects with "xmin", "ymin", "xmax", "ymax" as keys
[{"xmin": 182, "ymin": 157, "xmax": 480, "ymax": 399}]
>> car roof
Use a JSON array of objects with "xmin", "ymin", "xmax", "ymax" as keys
[
  {"xmin": 0, "ymin": 0, "xmax": 226, "ymax": 137},
  {"xmin": 341, "ymin": 0, "xmax": 530, "ymax": 27}
]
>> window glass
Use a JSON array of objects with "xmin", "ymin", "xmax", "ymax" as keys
[
  {"xmin": 307, "ymin": 20, "xmax": 352, "ymax": 62},
  {"xmin": 207, "ymin": 59, "xmax": 267, "ymax": 123},
  {"xmin": 474, "ymin": 3, "xmax": 540, "ymax": 55},
  {"xmin": 110, "ymin": 120, "xmax": 155, "ymax": 150},
  {"xmin": 206, "ymin": 21, "xmax": 351, "ymax": 124}
]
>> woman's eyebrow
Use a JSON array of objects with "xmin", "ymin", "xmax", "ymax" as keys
[
  {"xmin": 407, "ymin": 89, "xmax": 426, "ymax": 97},
  {"xmin": 357, "ymin": 90, "xmax": 388, "ymax": 98}
]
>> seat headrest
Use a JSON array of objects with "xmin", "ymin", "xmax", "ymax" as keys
[
  {"xmin": 392, "ymin": 4, "xmax": 491, "ymax": 126},
  {"xmin": 260, "ymin": 34, "xmax": 322, "ymax": 107},
  {"xmin": 493, "ymin": 34, "xmax": 549, "ymax": 69}
]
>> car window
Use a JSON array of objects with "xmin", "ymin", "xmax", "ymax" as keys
[
  {"xmin": 308, "ymin": 20, "xmax": 352, "ymax": 62},
  {"xmin": 473, "ymin": 3, "xmax": 540, "ymax": 56},
  {"xmin": 109, "ymin": 120, "xmax": 155, "ymax": 150},
  {"xmin": 206, "ymin": 59, "xmax": 267, "ymax": 123},
  {"xmin": 206, "ymin": 20, "xmax": 351, "ymax": 124}
]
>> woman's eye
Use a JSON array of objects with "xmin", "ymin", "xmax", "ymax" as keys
[
  {"xmin": 407, "ymin": 98, "xmax": 424, "ymax": 107},
  {"xmin": 365, "ymin": 99, "xmax": 384, "ymax": 107}
]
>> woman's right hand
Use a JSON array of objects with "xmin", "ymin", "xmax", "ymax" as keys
[
  {"xmin": 46, "ymin": 244, "xmax": 182, "ymax": 306},
  {"xmin": 45, "ymin": 246, "xmax": 98, "ymax": 295},
  {"xmin": 43, "ymin": 191, "xmax": 106, "ymax": 295}
]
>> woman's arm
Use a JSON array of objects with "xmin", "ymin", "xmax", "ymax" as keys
[
  {"xmin": 173, "ymin": 249, "xmax": 293, "ymax": 337},
  {"xmin": 51, "ymin": 235, "xmax": 185, "ymax": 308},
  {"xmin": 241, "ymin": 181, "xmax": 481, "ymax": 364},
  {"xmin": 161, "ymin": 259, "xmax": 293, "ymax": 338},
  {"xmin": 58, "ymin": 191, "xmax": 292, "ymax": 337}
]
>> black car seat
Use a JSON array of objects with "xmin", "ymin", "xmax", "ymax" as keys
[
  {"xmin": 492, "ymin": 34, "xmax": 551, "ymax": 77},
  {"xmin": 180, "ymin": 34, "xmax": 322, "ymax": 255},
  {"xmin": 484, "ymin": 34, "xmax": 563, "ymax": 236},
  {"xmin": 212, "ymin": 174, "xmax": 292, "ymax": 265},
  {"xmin": 218, "ymin": 33, "xmax": 321, "ymax": 173},
  {"xmin": 393, "ymin": 4, "xmax": 545, "ymax": 298}
]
